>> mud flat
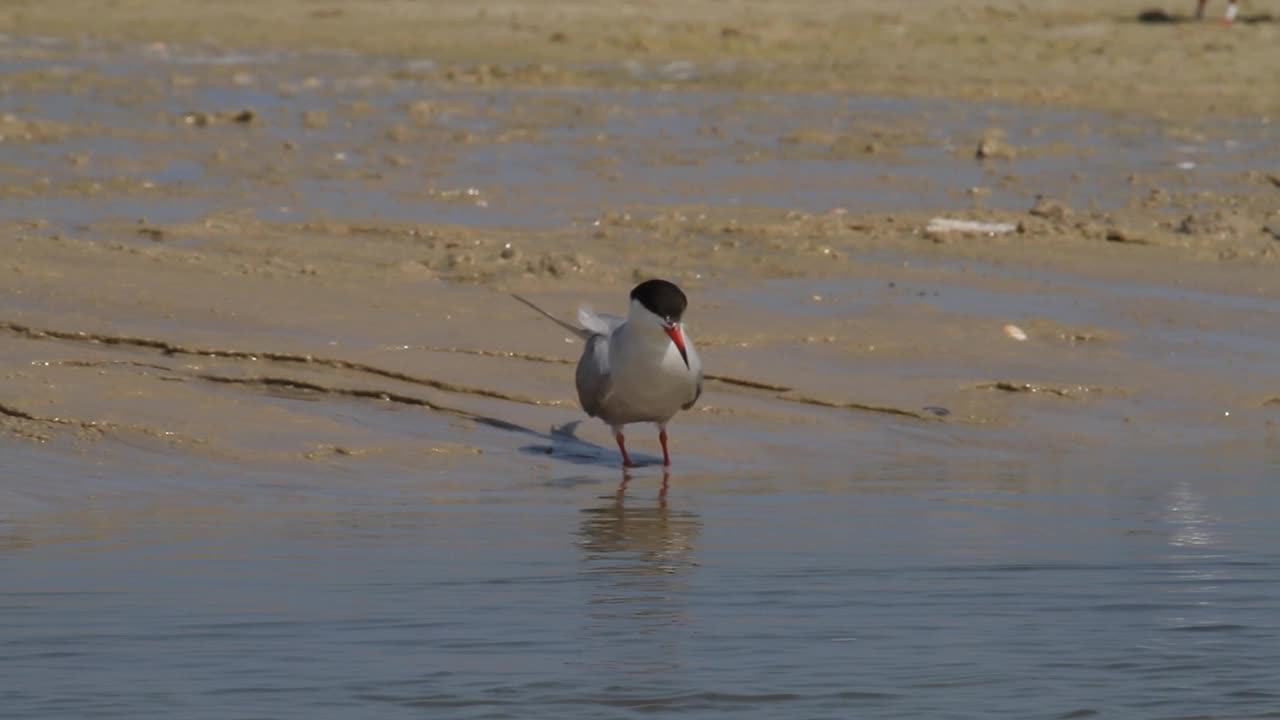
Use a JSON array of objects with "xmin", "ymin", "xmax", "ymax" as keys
[{"xmin": 1, "ymin": 6, "xmax": 1279, "ymax": 506}]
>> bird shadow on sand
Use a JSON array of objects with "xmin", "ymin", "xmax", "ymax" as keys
[
  {"xmin": 464, "ymin": 411, "xmax": 664, "ymax": 475},
  {"xmin": 517, "ymin": 420, "xmax": 665, "ymax": 469},
  {"xmin": 1135, "ymin": 8, "xmax": 1274, "ymax": 23}
]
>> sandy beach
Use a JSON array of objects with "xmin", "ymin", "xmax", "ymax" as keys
[{"xmin": 0, "ymin": 0, "xmax": 1277, "ymax": 490}]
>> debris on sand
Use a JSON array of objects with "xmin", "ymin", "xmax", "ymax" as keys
[
  {"xmin": 925, "ymin": 218, "xmax": 1018, "ymax": 237},
  {"xmin": 1029, "ymin": 196, "xmax": 1070, "ymax": 221},
  {"xmin": 976, "ymin": 381, "xmax": 1109, "ymax": 398},
  {"xmin": 181, "ymin": 108, "xmax": 258, "ymax": 127}
]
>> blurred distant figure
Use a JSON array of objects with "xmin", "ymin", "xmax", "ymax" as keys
[{"xmin": 1196, "ymin": 0, "xmax": 1240, "ymax": 21}]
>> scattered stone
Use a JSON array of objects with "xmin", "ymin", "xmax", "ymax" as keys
[
  {"xmin": 182, "ymin": 108, "xmax": 258, "ymax": 127},
  {"xmin": 1139, "ymin": 187, "xmax": 1171, "ymax": 208},
  {"xmin": 1177, "ymin": 210, "xmax": 1252, "ymax": 238},
  {"xmin": 1137, "ymin": 9, "xmax": 1177, "ymax": 23},
  {"xmin": 976, "ymin": 128, "xmax": 1017, "ymax": 160},
  {"xmin": 1105, "ymin": 227, "xmax": 1149, "ymax": 245},
  {"xmin": 1029, "ymin": 196, "xmax": 1069, "ymax": 221}
]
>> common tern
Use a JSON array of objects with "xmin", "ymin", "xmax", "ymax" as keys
[{"xmin": 513, "ymin": 279, "xmax": 703, "ymax": 467}]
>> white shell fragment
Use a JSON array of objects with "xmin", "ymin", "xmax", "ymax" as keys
[
  {"xmin": 1003, "ymin": 323, "xmax": 1028, "ymax": 341},
  {"xmin": 926, "ymin": 218, "xmax": 1018, "ymax": 235}
]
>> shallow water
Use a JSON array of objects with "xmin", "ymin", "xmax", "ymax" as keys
[{"xmin": 5, "ymin": 443, "xmax": 1280, "ymax": 719}]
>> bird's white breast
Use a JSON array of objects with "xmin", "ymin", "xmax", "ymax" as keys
[{"xmin": 601, "ymin": 323, "xmax": 700, "ymax": 425}]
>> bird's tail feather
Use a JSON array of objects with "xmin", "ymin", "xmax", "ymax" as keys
[{"xmin": 510, "ymin": 294, "xmax": 592, "ymax": 340}]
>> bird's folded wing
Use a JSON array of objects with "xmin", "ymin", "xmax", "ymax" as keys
[{"xmin": 575, "ymin": 334, "xmax": 612, "ymax": 417}]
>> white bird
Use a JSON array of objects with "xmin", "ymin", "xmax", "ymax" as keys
[{"xmin": 513, "ymin": 279, "xmax": 703, "ymax": 467}]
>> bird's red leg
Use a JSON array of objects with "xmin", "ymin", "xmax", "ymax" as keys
[
  {"xmin": 659, "ymin": 429, "xmax": 671, "ymax": 467},
  {"xmin": 615, "ymin": 431, "xmax": 635, "ymax": 467}
]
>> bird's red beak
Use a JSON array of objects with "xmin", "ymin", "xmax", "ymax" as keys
[{"xmin": 664, "ymin": 323, "xmax": 690, "ymax": 369}]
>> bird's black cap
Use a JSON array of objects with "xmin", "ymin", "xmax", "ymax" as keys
[{"xmin": 631, "ymin": 279, "xmax": 688, "ymax": 323}]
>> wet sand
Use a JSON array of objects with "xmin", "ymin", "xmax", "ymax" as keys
[
  {"xmin": 4, "ymin": 0, "xmax": 1280, "ymax": 117},
  {"xmin": 2, "ymin": 2, "xmax": 1279, "ymax": 507}
]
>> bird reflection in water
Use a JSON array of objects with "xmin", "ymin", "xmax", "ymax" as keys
[{"xmin": 574, "ymin": 469, "xmax": 702, "ymax": 675}]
